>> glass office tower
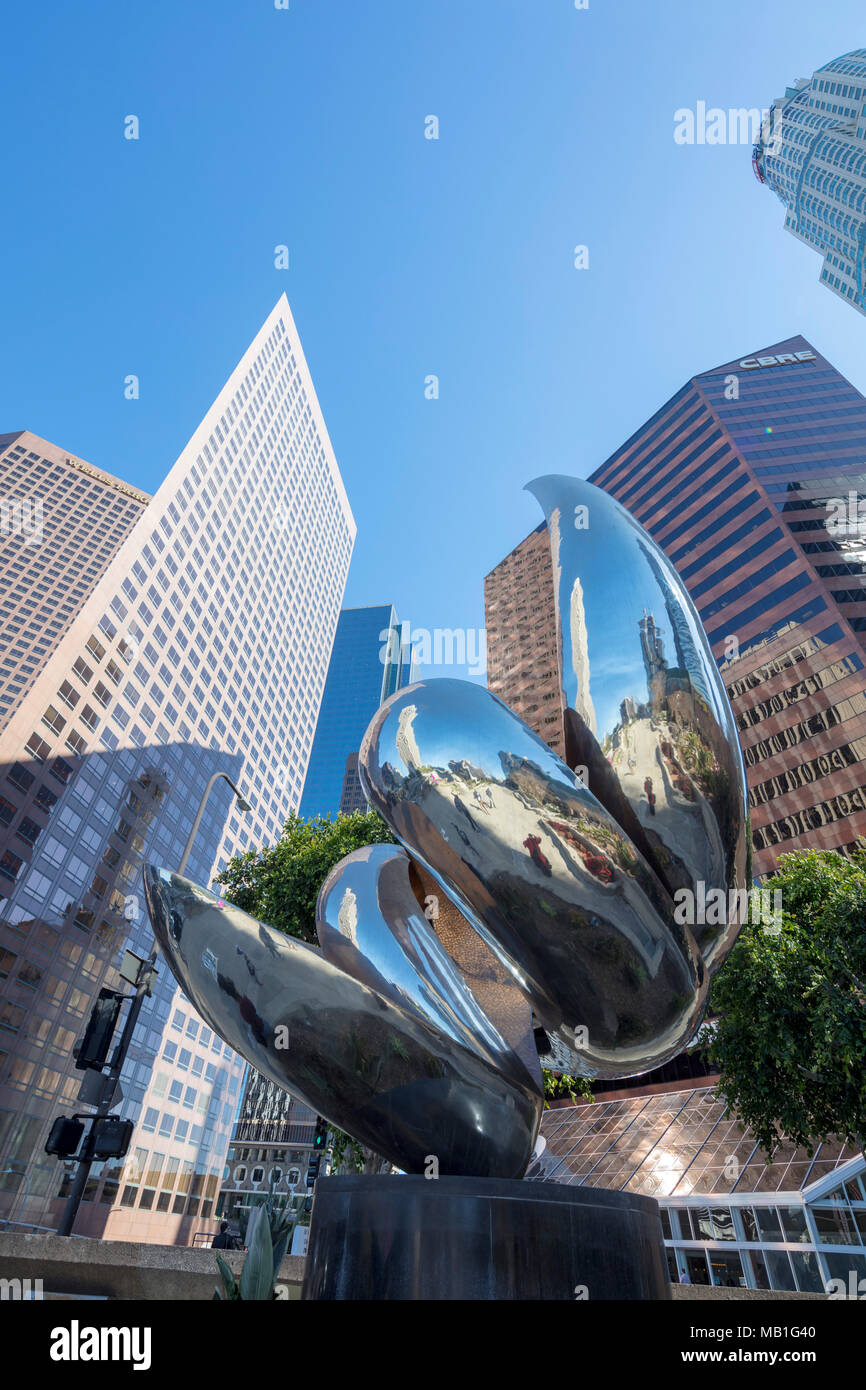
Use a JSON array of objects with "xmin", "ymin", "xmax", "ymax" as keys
[
  {"xmin": 299, "ymin": 604, "xmax": 413, "ymax": 820},
  {"xmin": 753, "ymin": 48, "xmax": 866, "ymax": 316},
  {"xmin": 0, "ymin": 295, "xmax": 355, "ymax": 1242}
]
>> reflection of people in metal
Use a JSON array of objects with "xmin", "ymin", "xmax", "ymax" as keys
[
  {"xmin": 643, "ymin": 776, "xmax": 656, "ymax": 816},
  {"xmin": 522, "ymin": 833, "xmax": 552, "ymax": 876},
  {"xmin": 454, "ymin": 795, "xmax": 479, "ymax": 831},
  {"xmin": 472, "ymin": 789, "xmax": 490, "ymax": 814}
]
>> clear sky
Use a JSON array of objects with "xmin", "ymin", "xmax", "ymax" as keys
[{"xmin": 1, "ymin": 1, "xmax": 864, "ymax": 685}]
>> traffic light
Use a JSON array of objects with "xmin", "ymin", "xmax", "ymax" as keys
[
  {"xmin": 306, "ymin": 1154, "xmax": 321, "ymax": 1187},
  {"xmin": 90, "ymin": 1116, "xmax": 134, "ymax": 1160},
  {"xmin": 75, "ymin": 989, "xmax": 123, "ymax": 1071},
  {"xmin": 45, "ymin": 1116, "xmax": 84, "ymax": 1158},
  {"xmin": 313, "ymin": 1115, "xmax": 329, "ymax": 1150}
]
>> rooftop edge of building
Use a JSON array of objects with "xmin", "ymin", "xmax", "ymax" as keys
[
  {"xmin": 588, "ymin": 334, "xmax": 829, "ymax": 485},
  {"xmin": 0, "ymin": 427, "xmax": 152, "ymax": 505}
]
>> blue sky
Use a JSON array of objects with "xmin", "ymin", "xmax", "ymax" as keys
[{"xmin": 1, "ymin": 0, "xmax": 864, "ymax": 684}]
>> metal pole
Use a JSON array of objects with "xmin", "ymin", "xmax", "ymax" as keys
[
  {"xmin": 179, "ymin": 772, "xmax": 248, "ymax": 875},
  {"xmin": 56, "ymin": 957, "xmax": 157, "ymax": 1238}
]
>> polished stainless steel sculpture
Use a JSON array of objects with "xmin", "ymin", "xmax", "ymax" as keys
[{"xmin": 144, "ymin": 476, "xmax": 749, "ymax": 1180}]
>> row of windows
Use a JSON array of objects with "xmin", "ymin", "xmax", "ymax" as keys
[
  {"xmin": 641, "ymin": 444, "xmax": 731, "ymax": 536},
  {"xmin": 700, "ymin": 549, "xmax": 797, "ymax": 624},
  {"xmin": 749, "ymin": 734, "xmax": 866, "ymax": 808},
  {"xmin": 725, "ymin": 623, "xmax": 844, "ymax": 698},
  {"xmin": 752, "ymin": 781, "xmax": 866, "ymax": 852},
  {"xmin": 706, "ymin": 572, "xmax": 813, "ymax": 648},
  {"xmin": 736, "ymin": 652, "xmax": 863, "ymax": 731},
  {"xmin": 741, "ymin": 687, "xmax": 866, "ymax": 769}
]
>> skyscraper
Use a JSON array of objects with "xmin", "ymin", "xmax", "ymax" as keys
[
  {"xmin": 0, "ymin": 433, "xmax": 150, "ymax": 734},
  {"xmin": 299, "ymin": 604, "xmax": 413, "ymax": 820},
  {"xmin": 753, "ymin": 49, "xmax": 866, "ymax": 316},
  {"xmin": 485, "ymin": 336, "xmax": 866, "ymax": 878},
  {"xmin": 0, "ymin": 295, "xmax": 355, "ymax": 1241},
  {"xmin": 484, "ymin": 523, "xmax": 566, "ymax": 761}
]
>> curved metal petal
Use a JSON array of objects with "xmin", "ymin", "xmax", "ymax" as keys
[
  {"xmin": 526, "ymin": 474, "xmax": 750, "ymax": 971},
  {"xmin": 316, "ymin": 843, "xmax": 542, "ymax": 1092},
  {"xmin": 359, "ymin": 678, "xmax": 707, "ymax": 1078},
  {"xmin": 143, "ymin": 864, "xmax": 541, "ymax": 1178}
]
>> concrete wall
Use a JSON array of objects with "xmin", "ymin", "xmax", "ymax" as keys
[{"xmin": 0, "ymin": 1231, "xmax": 305, "ymax": 1301}]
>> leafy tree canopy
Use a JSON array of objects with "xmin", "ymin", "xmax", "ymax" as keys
[
  {"xmin": 705, "ymin": 845, "xmax": 866, "ymax": 1159},
  {"xmin": 216, "ymin": 808, "xmax": 395, "ymax": 944}
]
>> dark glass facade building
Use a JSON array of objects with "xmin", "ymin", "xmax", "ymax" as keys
[
  {"xmin": 299, "ymin": 605, "xmax": 414, "ymax": 819},
  {"xmin": 590, "ymin": 335, "xmax": 866, "ymax": 876}
]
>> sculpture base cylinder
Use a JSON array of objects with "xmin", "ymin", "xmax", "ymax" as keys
[{"xmin": 300, "ymin": 1175, "xmax": 670, "ymax": 1300}]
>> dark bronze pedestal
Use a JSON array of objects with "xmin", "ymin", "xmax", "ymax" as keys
[{"xmin": 301, "ymin": 1175, "xmax": 670, "ymax": 1300}]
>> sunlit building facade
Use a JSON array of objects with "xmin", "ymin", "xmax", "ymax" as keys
[
  {"xmin": 217, "ymin": 1071, "xmax": 317, "ymax": 1238},
  {"xmin": 483, "ymin": 524, "xmax": 565, "ymax": 760},
  {"xmin": 753, "ymin": 49, "xmax": 866, "ymax": 316},
  {"xmin": 0, "ymin": 295, "xmax": 355, "ymax": 1242}
]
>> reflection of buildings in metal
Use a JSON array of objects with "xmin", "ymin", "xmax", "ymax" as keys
[
  {"xmin": 360, "ymin": 677, "xmax": 708, "ymax": 1079},
  {"xmin": 568, "ymin": 576, "xmax": 596, "ymax": 735},
  {"xmin": 525, "ymin": 475, "xmax": 749, "ymax": 974},
  {"xmin": 317, "ymin": 842, "xmax": 539, "ymax": 1091},
  {"xmin": 143, "ymin": 864, "xmax": 541, "ymax": 1180},
  {"xmin": 395, "ymin": 704, "xmax": 422, "ymax": 772}
]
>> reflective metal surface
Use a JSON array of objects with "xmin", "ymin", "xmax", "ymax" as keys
[
  {"xmin": 143, "ymin": 864, "xmax": 541, "ymax": 1178},
  {"xmin": 317, "ymin": 843, "xmax": 541, "ymax": 1092},
  {"xmin": 301, "ymin": 1175, "xmax": 670, "ymax": 1300},
  {"xmin": 359, "ymin": 677, "xmax": 707, "ymax": 1078},
  {"xmin": 526, "ymin": 475, "xmax": 749, "ymax": 971}
]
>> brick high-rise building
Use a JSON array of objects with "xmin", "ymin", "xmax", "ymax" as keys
[
  {"xmin": 0, "ymin": 295, "xmax": 355, "ymax": 1242},
  {"xmin": 485, "ymin": 336, "xmax": 866, "ymax": 878},
  {"xmin": 483, "ymin": 522, "xmax": 565, "ymax": 761}
]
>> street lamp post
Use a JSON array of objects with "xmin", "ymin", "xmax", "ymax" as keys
[
  {"xmin": 179, "ymin": 772, "xmax": 252, "ymax": 876},
  {"xmin": 54, "ymin": 771, "xmax": 253, "ymax": 1238}
]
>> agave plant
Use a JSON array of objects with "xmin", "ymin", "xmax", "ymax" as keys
[{"xmin": 213, "ymin": 1191, "xmax": 297, "ymax": 1301}]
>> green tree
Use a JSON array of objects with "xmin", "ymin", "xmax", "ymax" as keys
[
  {"xmin": 217, "ymin": 808, "xmax": 395, "ymax": 945},
  {"xmin": 542, "ymin": 1067, "xmax": 593, "ymax": 1106},
  {"xmin": 704, "ymin": 845, "xmax": 866, "ymax": 1159}
]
